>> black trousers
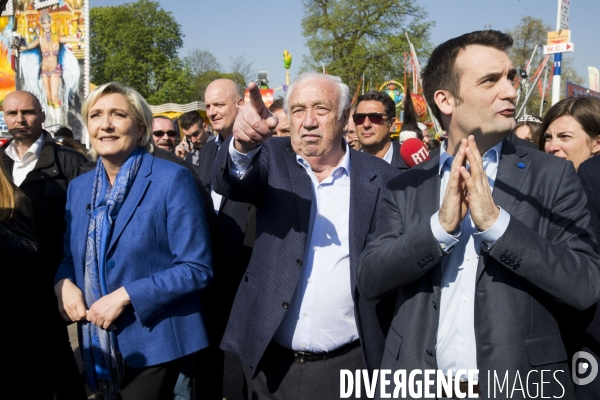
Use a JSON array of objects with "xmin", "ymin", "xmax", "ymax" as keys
[
  {"xmin": 244, "ymin": 342, "xmax": 366, "ymax": 400},
  {"xmin": 193, "ymin": 344, "xmax": 224, "ymax": 399},
  {"xmin": 51, "ymin": 316, "xmax": 88, "ymax": 400},
  {"xmin": 118, "ymin": 358, "xmax": 182, "ymax": 400}
]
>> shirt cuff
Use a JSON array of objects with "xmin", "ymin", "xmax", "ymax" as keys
[
  {"xmin": 474, "ymin": 207, "xmax": 510, "ymax": 249},
  {"xmin": 430, "ymin": 211, "xmax": 460, "ymax": 252},
  {"xmin": 228, "ymin": 139, "xmax": 261, "ymax": 178}
]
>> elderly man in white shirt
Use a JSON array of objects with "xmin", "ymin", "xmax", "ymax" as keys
[{"xmin": 212, "ymin": 73, "xmax": 402, "ymax": 400}]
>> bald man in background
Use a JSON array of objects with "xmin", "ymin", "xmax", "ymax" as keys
[{"xmin": 194, "ymin": 79, "xmax": 255, "ymax": 400}]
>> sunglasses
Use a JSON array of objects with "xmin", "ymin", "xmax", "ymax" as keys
[
  {"xmin": 353, "ymin": 113, "xmax": 392, "ymax": 125},
  {"xmin": 152, "ymin": 130, "xmax": 178, "ymax": 138}
]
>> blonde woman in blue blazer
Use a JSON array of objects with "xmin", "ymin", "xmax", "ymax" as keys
[{"xmin": 54, "ymin": 82, "xmax": 212, "ymax": 400}]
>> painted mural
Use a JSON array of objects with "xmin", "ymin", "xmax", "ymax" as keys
[
  {"xmin": 0, "ymin": 0, "xmax": 87, "ymax": 136},
  {"xmin": 0, "ymin": 2, "xmax": 16, "ymax": 102}
]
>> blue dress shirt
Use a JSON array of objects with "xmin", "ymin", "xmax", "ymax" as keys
[{"xmin": 430, "ymin": 140, "xmax": 510, "ymax": 382}]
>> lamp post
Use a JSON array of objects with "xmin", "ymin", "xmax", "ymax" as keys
[{"xmin": 552, "ymin": 0, "xmax": 570, "ymax": 105}]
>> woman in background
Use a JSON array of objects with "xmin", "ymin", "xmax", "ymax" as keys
[
  {"xmin": 542, "ymin": 96, "xmax": 600, "ymax": 170},
  {"xmin": 0, "ymin": 158, "xmax": 50, "ymax": 397},
  {"xmin": 514, "ymin": 114, "xmax": 542, "ymax": 144},
  {"xmin": 543, "ymin": 96, "xmax": 600, "ymax": 400}
]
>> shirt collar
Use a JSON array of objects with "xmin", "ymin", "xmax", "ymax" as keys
[
  {"xmin": 215, "ymin": 134, "xmax": 224, "ymax": 148},
  {"xmin": 383, "ymin": 142, "xmax": 394, "ymax": 164},
  {"xmin": 5, "ymin": 132, "xmax": 45, "ymax": 163},
  {"xmin": 296, "ymin": 141, "xmax": 351, "ymax": 178},
  {"xmin": 438, "ymin": 139, "xmax": 502, "ymax": 176}
]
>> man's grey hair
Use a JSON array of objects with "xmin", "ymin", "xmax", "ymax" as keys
[{"xmin": 284, "ymin": 72, "xmax": 350, "ymax": 120}]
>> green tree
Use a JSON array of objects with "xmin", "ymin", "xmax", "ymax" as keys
[
  {"xmin": 90, "ymin": 0, "xmax": 193, "ymax": 104},
  {"xmin": 183, "ymin": 49, "xmax": 249, "ymax": 101},
  {"xmin": 229, "ymin": 53, "xmax": 255, "ymax": 84},
  {"xmin": 507, "ymin": 16, "xmax": 584, "ymax": 116},
  {"xmin": 146, "ymin": 62, "xmax": 195, "ymax": 105},
  {"xmin": 186, "ymin": 49, "xmax": 223, "ymax": 78},
  {"xmin": 300, "ymin": 0, "xmax": 433, "ymax": 99}
]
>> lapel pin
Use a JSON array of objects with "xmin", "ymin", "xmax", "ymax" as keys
[{"xmin": 518, "ymin": 162, "xmax": 525, "ymax": 169}]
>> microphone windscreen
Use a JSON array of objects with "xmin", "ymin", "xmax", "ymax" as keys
[{"xmin": 400, "ymin": 138, "xmax": 430, "ymax": 168}]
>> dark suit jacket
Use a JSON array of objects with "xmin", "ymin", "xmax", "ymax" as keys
[
  {"xmin": 358, "ymin": 140, "xmax": 600, "ymax": 398},
  {"xmin": 196, "ymin": 138, "xmax": 254, "ymax": 338},
  {"xmin": 55, "ymin": 151, "xmax": 212, "ymax": 367},
  {"xmin": 579, "ymin": 157, "xmax": 600, "ymax": 250},
  {"xmin": 390, "ymin": 140, "xmax": 410, "ymax": 170},
  {"xmin": 508, "ymin": 131, "xmax": 539, "ymax": 150},
  {"xmin": 575, "ymin": 156, "xmax": 600, "ymax": 399},
  {"xmin": 213, "ymin": 136, "xmax": 402, "ymax": 373}
]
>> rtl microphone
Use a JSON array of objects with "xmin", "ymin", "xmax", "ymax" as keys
[{"xmin": 400, "ymin": 138, "xmax": 430, "ymax": 168}]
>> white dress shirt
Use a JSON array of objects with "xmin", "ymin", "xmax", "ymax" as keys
[
  {"xmin": 382, "ymin": 142, "xmax": 394, "ymax": 164},
  {"xmin": 4, "ymin": 133, "xmax": 45, "ymax": 186},
  {"xmin": 430, "ymin": 140, "xmax": 510, "ymax": 382},
  {"xmin": 229, "ymin": 139, "xmax": 359, "ymax": 352}
]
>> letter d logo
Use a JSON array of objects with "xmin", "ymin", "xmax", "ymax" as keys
[{"xmin": 572, "ymin": 351, "xmax": 599, "ymax": 385}]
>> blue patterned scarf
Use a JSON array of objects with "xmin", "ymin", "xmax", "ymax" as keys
[{"xmin": 81, "ymin": 147, "xmax": 144, "ymax": 399}]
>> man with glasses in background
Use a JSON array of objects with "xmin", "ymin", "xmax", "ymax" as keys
[
  {"xmin": 355, "ymin": 91, "xmax": 408, "ymax": 169},
  {"xmin": 152, "ymin": 116, "xmax": 178, "ymax": 152}
]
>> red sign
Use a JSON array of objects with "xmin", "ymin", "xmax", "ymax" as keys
[{"xmin": 244, "ymin": 89, "xmax": 274, "ymax": 109}]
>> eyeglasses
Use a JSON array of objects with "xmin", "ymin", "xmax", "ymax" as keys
[
  {"xmin": 353, "ymin": 113, "xmax": 392, "ymax": 125},
  {"xmin": 152, "ymin": 130, "xmax": 178, "ymax": 138}
]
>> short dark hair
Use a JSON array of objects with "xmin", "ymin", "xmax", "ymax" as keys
[
  {"xmin": 269, "ymin": 98, "xmax": 284, "ymax": 113},
  {"xmin": 422, "ymin": 30, "xmax": 513, "ymax": 129},
  {"xmin": 356, "ymin": 91, "xmax": 396, "ymax": 118},
  {"xmin": 179, "ymin": 111, "xmax": 204, "ymax": 130},
  {"xmin": 541, "ymin": 96, "xmax": 600, "ymax": 150},
  {"xmin": 55, "ymin": 127, "xmax": 74, "ymax": 139}
]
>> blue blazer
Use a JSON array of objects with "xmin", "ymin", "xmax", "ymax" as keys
[
  {"xmin": 55, "ymin": 151, "xmax": 213, "ymax": 368},
  {"xmin": 212, "ymin": 136, "xmax": 402, "ymax": 373}
]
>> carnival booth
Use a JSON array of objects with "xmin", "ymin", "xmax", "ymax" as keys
[{"xmin": 150, "ymin": 101, "xmax": 209, "ymax": 141}]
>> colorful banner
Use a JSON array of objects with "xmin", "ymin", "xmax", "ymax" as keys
[
  {"xmin": 244, "ymin": 88, "xmax": 274, "ymax": 109},
  {"xmin": 588, "ymin": 67, "xmax": 600, "ymax": 93},
  {"xmin": 6, "ymin": 0, "xmax": 88, "ymax": 137},
  {"xmin": 565, "ymin": 81, "xmax": 600, "ymax": 99},
  {"xmin": 0, "ymin": 2, "xmax": 16, "ymax": 102}
]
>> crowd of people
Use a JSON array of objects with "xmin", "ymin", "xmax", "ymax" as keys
[{"xmin": 2, "ymin": 29, "xmax": 600, "ymax": 400}]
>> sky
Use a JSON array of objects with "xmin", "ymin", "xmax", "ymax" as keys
[{"xmin": 95, "ymin": 0, "xmax": 600, "ymax": 97}]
